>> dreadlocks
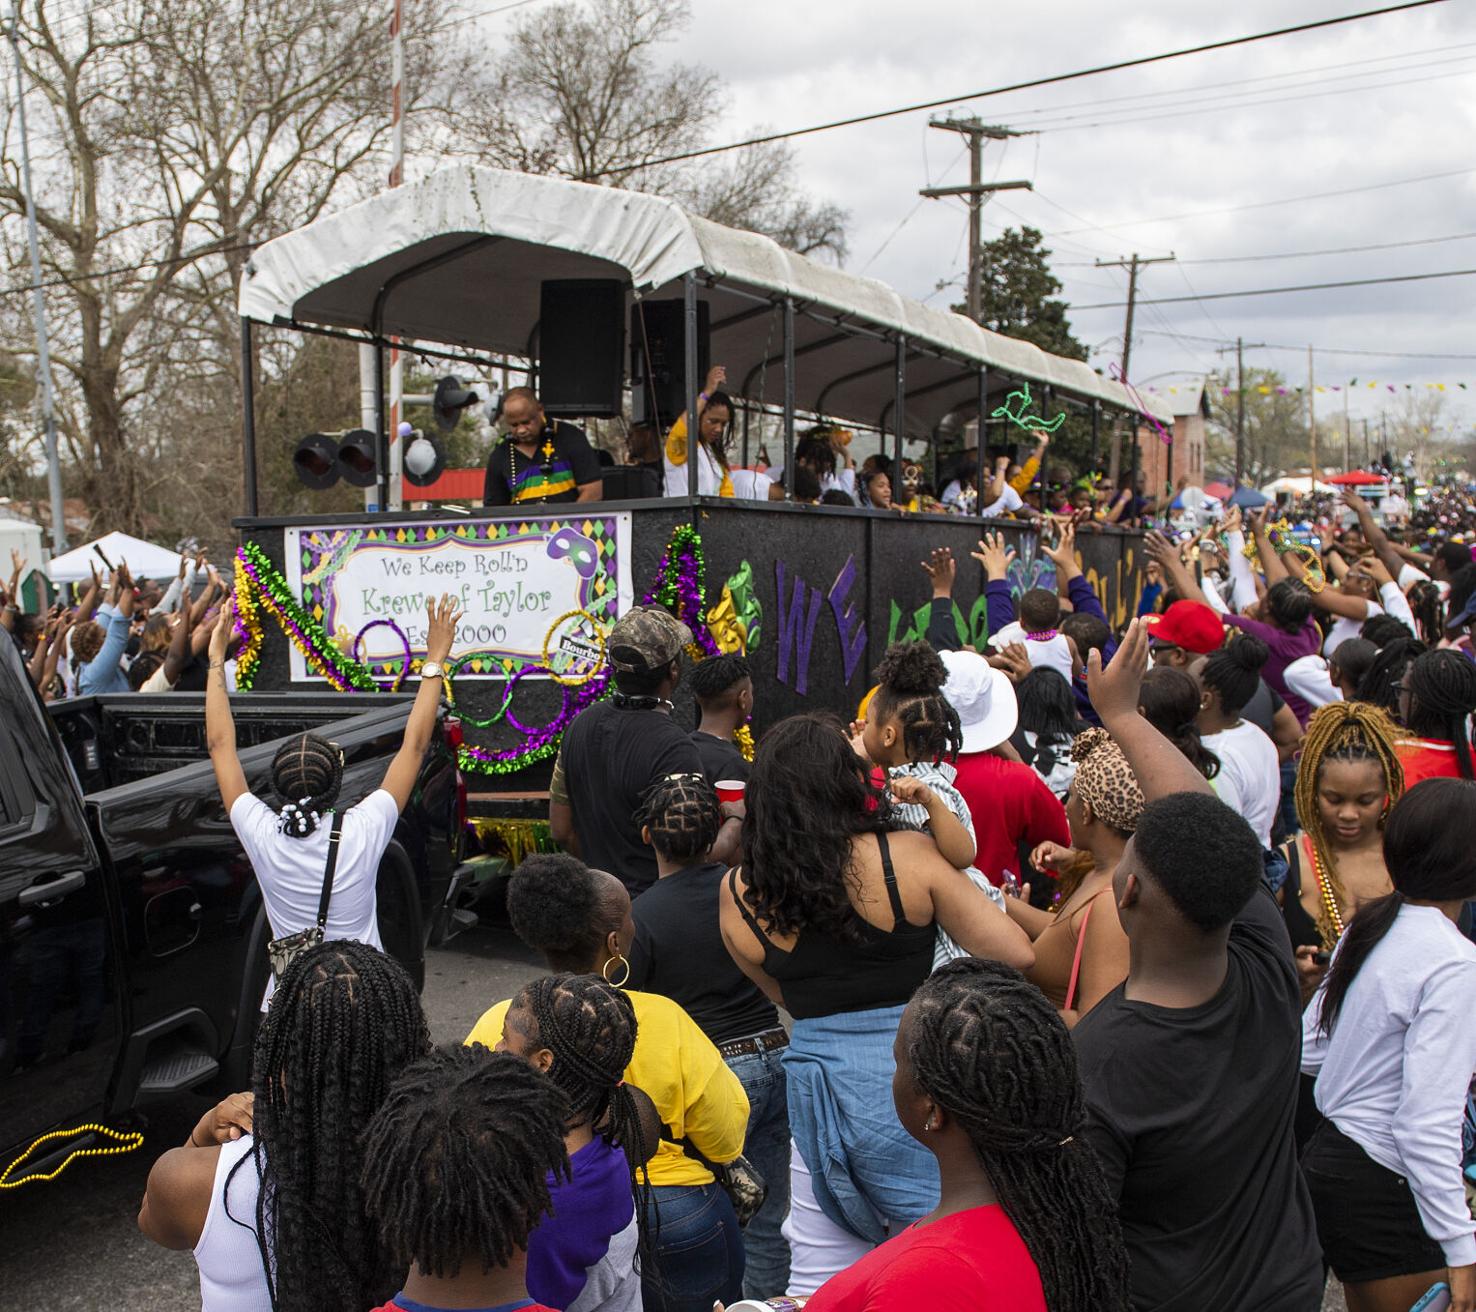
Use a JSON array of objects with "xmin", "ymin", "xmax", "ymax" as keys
[
  {"xmin": 1354, "ymin": 635, "xmax": 1427, "ymax": 715},
  {"xmin": 511, "ymin": 973, "xmax": 658, "ymax": 1272},
  {"xmin": 1405, "ymin": 648, "xmax": 1476, "ymax": 779},
  {"xmin": 362, "ymin": 1047, "xmax": 570, "ymax": 1279},
  {"xmin": 906, "ymin": 958, "xmax": 1130, "ymax": 1311},
  {"xmin": 270, "ymin": 732, "xmax": 344, "ymax": 837},
  {"xmin": 870, "ymin": 641, "xmax": 963, "ymax": 763},
  {"xmin": 637, "ymin": 773, "xmax": 721, "ymax": 863},
  {"xmin": 235, "ymin": 941, "xmax": 431, "ymax": 1312},
  {"xmin": 1293, "ymin": 702, "xmax": 1405, "ymax": 948}
]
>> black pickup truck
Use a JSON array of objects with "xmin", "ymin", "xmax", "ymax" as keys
[{"xmin": 0, "ymin": 635, "xmax": 466, "ymax": 1174}]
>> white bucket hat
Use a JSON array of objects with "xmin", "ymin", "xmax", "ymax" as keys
[{"xmin": 939, "ymin": 648, "xmax": 1019, "ymax": 753}]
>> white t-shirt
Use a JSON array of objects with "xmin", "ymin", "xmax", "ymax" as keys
[
  {"xmin": 980, "ymin": 484, "xmax": 1025, "ymax": 517},
  {"xmin": 194, "ymin": 1134, "xmax": 270, "ymax": 1312},
  {"xmin": 231, "ymin": 789, "xmax": 396, "ymax": 1006},
  {"xmin": 1202, "ymin": 719, "xmax": 1280, "ymax": 849},
  {"xmin": 729, "ymin": 468, "xmax": 774, "ymax": 501},
  {"xmin": 663, "ymin": 441, "xmax": 729, "ymax": 497},
  {"xmin": 1323, "ymin": 600, "xmax": 1382, "ymax": 657},
  {"xmin": 1303, "ymin": 904, "xmax": 1476, "ymax": 1267}
]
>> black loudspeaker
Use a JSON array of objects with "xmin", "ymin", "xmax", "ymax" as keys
[
  {"xmin": 601, "ymin": 465, "xmax": 661, "ymax": 500},
  {"xmin": 631, "ymin": 298, "xmax": 710, "ymax": 430},
  {"xmin": 539, "ymin": 279, "xmax": 626, "ymax": 418}
]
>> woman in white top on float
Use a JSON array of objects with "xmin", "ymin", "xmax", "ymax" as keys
[
  {"xmin": 205, "ymin": 593, "xmax": 461, "ymax": 1006},
  {"xmin": 663, "ymin": 364, "xmax": 736, "ymax": 497},
  {"xmin": 1302, "ymin": 777, "xmax": 1476, "ymax": 1312}
]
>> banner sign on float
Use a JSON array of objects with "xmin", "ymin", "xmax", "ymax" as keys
[{"xmin": 285, "ymin": 513, "xmax": 633, "ymax": 681}]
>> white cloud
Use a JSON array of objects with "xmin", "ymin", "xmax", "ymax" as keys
[{"xmin": 667, "ymin": 0, "xmax": 1476, "ymax": 432}]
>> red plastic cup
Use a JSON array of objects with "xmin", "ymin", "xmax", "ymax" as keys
[{"xmin": 714, "ymin": 779, "xmax": 746, "ymax": 804}]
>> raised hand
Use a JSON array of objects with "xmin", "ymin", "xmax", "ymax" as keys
[
  {"xmin": 920, "ymin": 546, "xmax": 956, "ymax": 597},
  {"xmin": 1041, "ymin": 519, "xmax": 1078, "ymax": 573},
  {"xmin": 1087, "ymin": 616, "xmax": 1149, "ymax": 725},
  {"xmin": 702, "ymin": 364, "xmax": 727, "ymax": 395},
  {"xmin": 208, "ymin": 597, "xmax": 235, "ymax": 663},
  {"xmin": 424, "ymin": 593, "xmax": 463, "ymax": 664},
  {"xmin": 971, "ymin": 532, "xmax": 1016, "ymax": 582}
]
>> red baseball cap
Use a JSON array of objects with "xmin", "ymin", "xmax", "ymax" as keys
[{"xmin": 1143, "ymin": 600, "xmax": 1225, "ymax": 654}]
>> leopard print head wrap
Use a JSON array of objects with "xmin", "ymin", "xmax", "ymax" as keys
[{"xmin": 1070, "ymin": 727, "xmax": 1145, "ymax": 834}]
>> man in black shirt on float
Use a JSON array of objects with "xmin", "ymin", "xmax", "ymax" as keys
[
  {"xmin": 550, "ymin": 605, "xmax": 738, "ymax": 895},
  {"xmin": 1073, "ymin": 620, "xmax": 1323, "ymax": 1312},
  {"xmin": 688, "ymin": 653, "xmax": 753, "ymax": 786},
  {"xmin": 483, "ymin": 387, "xmax": 603, "ymax": 507}
]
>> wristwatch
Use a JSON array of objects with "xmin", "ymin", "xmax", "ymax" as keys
[{"xmin": 420, "ymin": 661, "xmax": 444, "ymax": 680}]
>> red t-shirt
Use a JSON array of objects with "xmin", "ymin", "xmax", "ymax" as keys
[
  {"xmin": 1397, "ymin": 738, "xmax": 1465, "ymax": 788},
  {"xmin": 805, "ymin": 1204, "xmax": 1046, "ymax": 1312},
  {"xmin": 951, "ymin": 752, "xmax": 1072, "ymax": 886}
]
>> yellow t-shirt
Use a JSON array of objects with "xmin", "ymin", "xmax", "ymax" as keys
[
  {"xmin": 1010, "ymin": 453, "xmax": 1041, "ymax": 495},
  {"xmin": 465, "ymin": 989, "xmax": 750, "ymax": 1188}
]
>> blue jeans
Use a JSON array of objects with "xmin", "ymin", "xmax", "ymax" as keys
[
  {"xmin": 726, "ymin": 1045, "xmax": 793, "ymax": 1299},
  {"xmin": 642, "ymin": 1182, "xmax": 744, "ymax": 1312}
]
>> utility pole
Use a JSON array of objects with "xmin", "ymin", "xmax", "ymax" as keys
[
  {"xmin": 7, "ymin": 1, "xmax": 66, "ymax": 553},
  {"xmin": 921, "ymin": 118, "xmax": 1031, "ymax": 323},
  {"xmin": 1216, "ymin": 337, "xmax": 1266, "ymax": 487},
  {"xmin": 1363, "ymin": 417, "xmax": 1371, "ymax": 466},
  {"xmin": 1096, "ymin": 252, "xmax": 1175, "ymax": 482},
  {"xmin": 1342, "ymin": 382, "xmax": 1351, "ymax": 471},
  {"xmin": 1308, "ymin": 345, "xmax": 1317, "ymax": 486}
]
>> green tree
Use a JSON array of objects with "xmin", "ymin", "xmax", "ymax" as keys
[
  {"xmin": 1205, "ymin": 368, "xmax": 1311, "ymax": 484},
  {"xmin": 950, "ymin": 227, "xmax": 1093, "ymax": 474},
  {"xmin": 958, "ymin": 226, "xmax": 1088, "ymax": 361}
]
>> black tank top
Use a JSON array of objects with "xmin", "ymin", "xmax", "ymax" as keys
[
  {"xmin": 1280, "ymin": 836, "xmax": 1321, "ymax": 950},
  {"xmin": 729, "ymin": 831, "xmax": 937, "ymax": 1020}
]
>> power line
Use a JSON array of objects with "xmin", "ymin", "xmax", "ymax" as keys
[
  {"xmin": 1071, "ymin": 266, "xmax": 1476, "ymax": 310},
  {"xmin": 1053, "ymin": 165, "xmax": 1476, "ymax": 236},
  {"xmin": 1060, "ymin": 230, "xmax": 1476, "ymax": 267},
  {"xmin": 1135, "ymin": 328, "xmax": 1476, "ymax": 361},
  {"xmin": 995, "ymin": 38, "xmax": 1476, "ymax": 124},
  {"xmin": 583, "ymin": 0, "xmax": 1450, "ymax": 180},
  {"xmin": 0, "ymin": 240, "xmax": 259, "ymax": 299},
  {"xmin": 439, "ymin": 0, "xmax": 547, "ymax": 32}
]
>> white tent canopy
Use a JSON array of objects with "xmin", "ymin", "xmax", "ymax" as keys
[
  {"xmin": 238, "ymin": 166, "xmax": 1172, "ymax": 439},
  {"xmin": 46, "ymin": 530, "xmax": 181, "ymax": 584},
  {"xmin": 1261, "ymin": 476, "xmax": 1338, "ymax": 497}
]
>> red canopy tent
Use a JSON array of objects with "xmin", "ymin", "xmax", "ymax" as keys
[
  {"xmin": 1326, "ymin": 470, "xmax": 1386, "ymax": 486},
  {"xmin": 1204, "ymin": 481, "xmax": 1233, "ymax": 500}
]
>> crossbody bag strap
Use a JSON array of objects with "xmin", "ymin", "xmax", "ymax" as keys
[
  {"xmin": 660, "ymin": 1122, "xmax": 721, "ymax": 1174},
  {"xmin": 316, "ymin": 813, "xmax": 345, "ymax": 931}
]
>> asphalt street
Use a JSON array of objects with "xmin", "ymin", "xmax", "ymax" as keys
[{"xmin": 0, "ymin": 920, "xmax": 1348, "ymax": 1311}]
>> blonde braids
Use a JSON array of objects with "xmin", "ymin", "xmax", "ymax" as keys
[{"xmin": 1292, "ymin": 702, "xmax": 1405, "ymax": 947}]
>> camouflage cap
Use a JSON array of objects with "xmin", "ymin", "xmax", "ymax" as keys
[{"xmin": 607, "ymin": 605, "xmax": 693, "ymax": 673}]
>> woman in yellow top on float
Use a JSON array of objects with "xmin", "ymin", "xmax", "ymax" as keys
[
  {"xmin": 466, "ymin": 852, "xmax": 750, "ymax": 1312},
  {"xmin": 664, "ymin": 364, "xmax": 736, "ymax": 497}
]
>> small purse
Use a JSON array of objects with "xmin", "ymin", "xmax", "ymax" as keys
[
  {"xmin": 663, "ymin": 1123, "xmax": 768, "ymax": 1227},
  {"xmin": 266, "ymin": 813, "xmax": 343, "ymax": 983}
]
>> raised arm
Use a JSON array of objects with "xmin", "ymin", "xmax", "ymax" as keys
[
  {"xmin": 74, "ymin": 565, "xmax": 102, "ymax": 624},
  {"xmin": 1143, "ymin": 531, "xmax": 1199, "ymax": 602},
  {"xmin": 379, "ymin": 595, "xmax": 461, "ymax": 813},
  {"xmin": 161, "ymin": 603, "xmax": 196, "ymax": 686},
  {"xmin": 1087, "ymin": 618, "xmax": 1214, "ymax": 800},
  {"xmin": 206, "ymin": 599, "xmax": 248, "ymax": 812},
  {"xmin": 1250, "ymin": 512, "xmax": 1290, "ymax": 584},
  {"xmin": 972, "ymin": 533, "xmax": 1019, "ymax": 637}
]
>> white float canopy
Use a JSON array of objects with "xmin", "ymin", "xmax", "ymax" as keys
[
  {"xmin": 239, "ymin": 166, "xmax": 1170, "ymax": 439},
  {"xmin": 47, "ymin": 530, "xmax": 181, "ymax": 584}
]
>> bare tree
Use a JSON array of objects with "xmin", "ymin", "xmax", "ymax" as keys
[
  {"xmin": 0, "ymin": 0, "xmax": 449, "ymax": 536},
  {"xmin": 455, "ymin": 0, "xmax": 847, "ymax": 260}
]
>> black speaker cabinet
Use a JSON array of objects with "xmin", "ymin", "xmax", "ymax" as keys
[
  {"xmin": 539, "ymin": 279, "xmax": 626, "ymax": 418},
  {"xmin": 630, "ymin": 297, "xmax": 710, "ymax": 430}
]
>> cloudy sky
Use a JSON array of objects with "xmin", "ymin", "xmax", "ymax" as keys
[{"xmin": 655, "ymin": 0, "xmax": 1476, "ymax": 441}]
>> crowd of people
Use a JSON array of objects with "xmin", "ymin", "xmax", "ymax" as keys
[
  {"xmin": 81, "ymin": 462, "xmax": 1476, "ymax": 1312},
  {"xmin": 477, "ymin": 368, "xmax": 1168, "ymax": 523}
]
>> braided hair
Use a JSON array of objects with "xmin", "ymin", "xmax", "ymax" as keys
[
  {"xmin": 637, "ymin": 773, "xmax": 721, "ymax": 863},
  {"xmin": 271, "ymin": 733, "xmax": 343, "ymax": 837},
  {"xmin": 233, "ymin": 942, "xmax": 431, "ymax": 1312},
  {"xmin": 1404, "ymin": 648, "xmax": 1476, "ymax": 779},
  {"xmin": 870, "ymin": 641, "xmax": 963, "ymax": 763},
  {"xmin": 361, "ymin": 1047, "xmax": 570, "ymax": 1279},
  {"xmin": 1354, "ymin": 635, "xmax": 1427, "ymax": 715},
  {"xmin": 905, "ymin": 959, "xmax": 1130, "ymax": 1311},
  {"xmin": 1293, "ymin": 702, "xmax": 1405, "ymax": 948},
  {"xmin": 1360, "ymin": 613, "xmax": 1414, "ymax": 648},
  {"xmin": 510, "ymin": 974, "xmax": 658, "ymax": 1272}
]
